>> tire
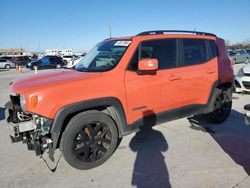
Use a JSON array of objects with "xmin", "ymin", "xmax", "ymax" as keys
[
  {"xmin": 32, "ymin": 65, "xmax": 38, "ymax": 70},
  {"xmin": 246, "ymin": 57, "xmax": 249, "ymax": 63},
  {"xmin": 202, "ymin": 89, "xmax": 232, "ymax": 124},
  {"xmin": 5, "ymin": 64, "xmax": 11, "ymax": 69},
  {"xmin": 56, "ymin": 64, "xmax": 61, "ymax": 69},
  {"xmin": 60, "ymin": 110, "xmax": 119, "ymax": 170}
]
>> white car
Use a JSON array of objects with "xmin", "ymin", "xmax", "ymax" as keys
[
  {"xmin": 235, "ymin": 61, "xmax": 250, "ymax": 93},
  {"xmin": 62, "ymin": 55, "xmax": 74, "ymax": 63},
  {"xmin": 66, "ymin": 56, "xmax": 83, "ymax": 68},
  {"xmin": 0, "ymin": 58, "xmax": 16, "ymax": 69}
]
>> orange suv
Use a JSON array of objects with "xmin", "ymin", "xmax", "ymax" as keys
[{"xmin": 5, "ymin": 30, "xmax": 234, "ymax": 170}]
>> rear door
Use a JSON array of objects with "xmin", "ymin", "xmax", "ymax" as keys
[{"xmin": 173, "ymin": 38, "xmax": 218, "ymax": 106}]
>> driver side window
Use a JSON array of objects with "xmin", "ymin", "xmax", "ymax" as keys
[{"xmin": 128, "ymin": 39, "xmax": 177, "ymax": 71}]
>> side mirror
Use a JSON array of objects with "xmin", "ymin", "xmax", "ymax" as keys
[{"xmin": 138, "ymin": 58, "xmax": 158, "ymax": 71}]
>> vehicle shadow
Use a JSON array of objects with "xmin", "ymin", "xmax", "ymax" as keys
[
  {"xmin": 188, "ymin": 109, "xmax": 250, "ymax": 175},
  {"xmin": 0, "ymin": 69, "xmax": 10, "ymax": 72},
  {"xmin": 0, "ymin": 107, "xmax": 5, "ymax": 121},
  {"xmin": 129, "ymin": 110, "xmax": 171, "ymax": 188}
]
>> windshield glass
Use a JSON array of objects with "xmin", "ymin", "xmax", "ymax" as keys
[{"xmin": 75, "ymin": 40, "xmax": 131, "ymax": 72}]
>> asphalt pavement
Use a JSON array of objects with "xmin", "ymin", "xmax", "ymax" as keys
[{"xmin": 0, "ymin": 65, "xmax": 250, "ymax": 188}]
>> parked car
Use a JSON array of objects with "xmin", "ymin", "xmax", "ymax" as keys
[
  {"xmin": 26, "ymin": 56, "xmax": 66, "ymax": 70},
  {"xmin": 230, "ymin": 50, "xmax": 250, "ymax": 64},
  {"xmin": 0, "ymin": 56, "xmax": 15, "ymax": 62},
  {"xmin": 235, "ymin": 61, "xmax": 250, "ymax": 93},
  {"xmin": 12, "ymin": 56, "xmax": 31, "ymax": 66},
  {"xmin": 246, "ymin": 49, "xmax": 250, "ymax": 55},
  {"xmin": 5, "ymin": 30, "xmax": 233, "ymax": 170},
  {"xmin": 62, "ymin": 55, "xmax": 74, "ymax": 63},
  {"xmin": 0, "ymin": 58, "xmax": 16, "ymax": 69},
  {"xmin": 66, "ymin": 56, "xmax": 83, "ymax": 68}
]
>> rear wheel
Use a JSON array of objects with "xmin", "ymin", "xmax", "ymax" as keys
[
  {"xmin": 202, "ymin": 89, "xmax": 232, "ymax": 124},
  {"xmin": 5, "ymin": 64, "xmax": 11, "ymax": 69},
  {"xmin": 233, "ymin": 58, "xmax": 236, "ymax": 64},
  {"xmin": 246, "ymin": 57, "xmax": 249, "ymax": 63},
  {"xmin": 32, "ymin": 65, "xmax": 38, "ymax": 70},
  {"xmin": 60, "ymin": 110, "xmax": 119, "ymax": 170}
]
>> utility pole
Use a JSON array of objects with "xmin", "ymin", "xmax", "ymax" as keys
[
  {"xmin": 109, "ymin": 24, "xmax": 112, "ymax": 38},
  {"xmin": 20, "ymin": 42, "xmax": 23, "ymax": 55}
]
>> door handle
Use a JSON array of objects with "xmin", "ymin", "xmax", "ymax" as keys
[
  {"xmin": 168, "ymin": 75, "xmax": 182, "ymax": 81},
  {"xmin": 207, "ymin": 70, "xmax": 216, "ymax": 74}
]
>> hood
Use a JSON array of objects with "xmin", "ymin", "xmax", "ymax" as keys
[
  {"xmin": 11, "ymin": 69, "xmax": 101, "ymax": 94},
  {"xmin": 243, "ymin": 62, "xmax": 250, "ymax": 73}
]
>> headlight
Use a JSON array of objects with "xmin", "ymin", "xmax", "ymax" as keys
[
  {"xmin": 237, "ymin": 67, "xmax": 244, "ymax": 78},
  {"xmin": 20, "ymin": 95, "xmax": 26, "ymax": 111},
  {"xmin": 34, "ymin": 115, "xmax": 52, "ymax": 135}
]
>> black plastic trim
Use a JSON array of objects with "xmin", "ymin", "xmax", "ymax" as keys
[
  {"xmin": 137, "ymin": 30, "xmax": 217, "ymax": 37},
  {"xmin": 50, "ymin": 97, "xmax": 128, "ymax": 150}
]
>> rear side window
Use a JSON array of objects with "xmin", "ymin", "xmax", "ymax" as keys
[
  {"xmin": 128, "ymin": 39, "xmax": 177, "ymax": 70},
  {"xmin": 208, "ymin": 40, "xmax": 218, "ymax": 58},
  {"xmin": 182, "ymin": 39, "xmax": 208, "ymax": 66}
]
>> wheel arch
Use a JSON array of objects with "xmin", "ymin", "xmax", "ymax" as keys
[
  {"xmin": 50, "ymin": 97, "xmax": 128, "ymax": 150},
  {"xmin": 204, "ymin": 80, "xmax": 233, "ymax": 113}
]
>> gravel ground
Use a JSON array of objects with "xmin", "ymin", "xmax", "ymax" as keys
[{"xmin": 0, "ymin": 64, "xmax": 250, "ymax": 188}]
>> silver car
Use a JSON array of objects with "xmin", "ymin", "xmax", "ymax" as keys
[
  {"xmin": 0, "ymin": 58, "xmax": 16, "ymax": 69},
  {"xmin": 230, "ymin": 50, "xmax": 250, "ymax": 64},
  {"xmin": 235, "ymin": 61, "xmax": 250, "ymax": 93}
]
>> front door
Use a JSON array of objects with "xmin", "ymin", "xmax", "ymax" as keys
[{"xmin": 125, "ymin": 39, "xmax": 179, "ymax": 125}]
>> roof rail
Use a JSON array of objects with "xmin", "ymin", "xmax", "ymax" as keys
[{"xmin": 136, "ymin": 30, "xmax": 217, "ymax": 37}]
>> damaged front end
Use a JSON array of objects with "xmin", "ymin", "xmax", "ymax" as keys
[{"xmin": 5, "ymin": 95, "xmax": 53, "ymax": 157}]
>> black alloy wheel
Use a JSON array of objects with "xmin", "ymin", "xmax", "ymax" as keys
[
  {"xmin": 60, "ymin": 110, "xmax": 119, "ymax": 170},
  {"xmin": 73, "ymin": 121, "xmax": 112, "ymax": 162},
  {"xmin": 202, "ymin": 89, "xmax": 232, "ymax": 124},
  {"xmin": 212, "ymin": 93, "xmax": 231, "ymax": 122}
]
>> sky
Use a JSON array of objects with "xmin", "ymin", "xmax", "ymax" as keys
[{"xmin": 1, "ymin": 0, "xmax": 250, "ymax": 52}]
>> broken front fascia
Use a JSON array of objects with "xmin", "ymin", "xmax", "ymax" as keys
[{"xmin": 5, "ymin": 94, "xmax": 54, "ymax": 157}]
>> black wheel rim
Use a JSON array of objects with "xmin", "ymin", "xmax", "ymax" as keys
[
  {"xmin": 214, "ymin": 93, "xmax": 231, "ymax": 119},
  {"xmin": 72, "ymin": 121, "xmax": 112, "ymax": 162}
]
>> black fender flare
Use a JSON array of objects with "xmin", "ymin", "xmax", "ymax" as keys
[
  {"xmin": 204, "ymin": 80, "xmax": 233, "ymax": 113},
  {"xmin": 50, "ymin": 97, "xmax": 131, "ymax": 150}
]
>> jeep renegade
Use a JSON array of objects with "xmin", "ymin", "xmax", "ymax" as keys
[{"xmin": 5, "ymin": 30, "xmax": 234, "ymax": 170}]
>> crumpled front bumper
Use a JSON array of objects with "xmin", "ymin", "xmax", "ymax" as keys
[
  {"xmin": 5, "ymin": 100, "xmax": 36, "ymax": 143},
  {"xmin": 4, "ymin": 97, "xmax": 53, "ymax": 157}
]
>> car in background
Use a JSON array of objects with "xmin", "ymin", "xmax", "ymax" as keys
[
  {"xmin": 0, "ymin": 58, "xmax": 16, "ymax": 69},
  {"xmin": 12, "ymin": 56, "xmax": 31, "ymax": 66},
  {"xmin": 230, "ymin": 50, "xmax": 250, "ymax": 64},
  {"xmin": 228, "ymin": 51, "xmax": 236, "ymax": 56},
  {"xmin": 26, "ymin": 55, "xmax": 66, "ymax": 70},
  {"xmin": 66, "ymin": 56, "xmax": 84, "ymax": 68},
  {"xmin": 235, "ymin": 61, "xmax": 250, "ymax": 93},
  {"xmin": 0, "ymin": 56, "xmax": 15, "ymax": 62},
  {"xmin": 62, "ymin": 55, "xmax": 74, "ymax": 63},
  {"xmin": 246, "ymin": 49, "xmax": 250, "ymax": 55}
]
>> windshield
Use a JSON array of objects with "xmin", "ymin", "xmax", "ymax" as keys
[{"xmin": 75, "ymin": 40, "xmax": 131, "ymax": 72}]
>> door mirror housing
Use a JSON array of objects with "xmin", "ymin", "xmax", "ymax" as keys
[{"xmin": 138, "ymin": 58, "xmax": 158, "ymax": 71}]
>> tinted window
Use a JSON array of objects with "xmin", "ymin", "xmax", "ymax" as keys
[
  {"xmin": 128, "ymin": 39, "xmax": 177, "ymax": 70},
  {"xmin": 183, "ymin": 39, "xmax": 208, "ymax": 66},
  {"xmin": 208, "ymin": 40, "xmax": 218, "ymax": 58},
  {"xmin": 63, "ymin": 56, "xmax": 73, "ymax": 58}
]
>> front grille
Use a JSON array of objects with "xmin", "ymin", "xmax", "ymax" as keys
[{"xmin": 242, "ymin": 81, "xmax": 250, "ymax": 89}]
